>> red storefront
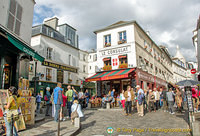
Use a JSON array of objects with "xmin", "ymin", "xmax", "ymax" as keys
[{"xmin": 86, "ymin": 68, "xmax": 167, "ymax": 97}]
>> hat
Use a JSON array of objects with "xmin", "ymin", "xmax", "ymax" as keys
[
  {"xmin": 46, "ymin": 87, "xmax": 50, "ymax": 91},
  {"xmin": 135, "ymin": 85, "xmax": 140, "ymax": 88}
]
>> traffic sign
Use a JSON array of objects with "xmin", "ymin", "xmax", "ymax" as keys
[{"xmin": 191, "ymin": 69, "xmax": 196, "ymax": 74}]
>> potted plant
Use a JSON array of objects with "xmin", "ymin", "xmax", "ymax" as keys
[{"xmin": 118, "ymin": 63, "xmax": 128, "ymax": 69}]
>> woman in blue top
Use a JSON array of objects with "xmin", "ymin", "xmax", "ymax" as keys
[{"xmin": 36, "ymin": 93, "xmax": 42, "ymax": 114}]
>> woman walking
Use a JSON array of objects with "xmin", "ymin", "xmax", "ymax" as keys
[
  {"xmin": 4, "ymin": 86, "xmax": 19, "ymax": 136},
  {"xmin": 120, "ymin": 90, "xmax": 125, "ymax": 110}
]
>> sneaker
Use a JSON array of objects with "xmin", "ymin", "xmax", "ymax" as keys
[
  {"xmin": 171, "ymin": 112, "xmax": 175, "ymax": 115},
  {"xmin": 125, "ymin": 113, "xmax": 128, "ymax": 116},
  {"xmin": 129, "ymin": 114, "xmax": 132, "ymax": 116},
  {"xmin": 66, "ymin": 116, "xmax": 69, "ymax": 119},
  {"xmin": 164, "ymin": 110, "xmax": 166, "ymax": 112},
  {"xmin": 63, "ymin": 118, "xmax": 66, "ymax": 121}
]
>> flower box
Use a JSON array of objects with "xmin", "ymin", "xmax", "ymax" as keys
[
  {"xmin": 118, "ymin": 63, "xmax": 128, "ymax": 69},
  {"xmin": 118, "ymin": 40, "xmax": 127, "ymax": 44},
  {"xmin": 68, "ymin": 79, "xmax": 72, "ymax": 82},
  {"xmin": 144, "ymin": 45, "xmax": 147, "ymax": 49},
  {"xmin": 104, "ymin": 42, "xmax": 111, "ymax": 47},
  {"xmin": 103, "ymin": 65, "xmax": 112, "ymax": 71}
]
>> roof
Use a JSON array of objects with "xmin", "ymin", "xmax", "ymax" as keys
[{"xmin": 94, "ymin": 20, "xmax": 136, "ymax": 33}]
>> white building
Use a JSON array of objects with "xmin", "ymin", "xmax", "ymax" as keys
[
  {"xmin": 29, "ymin": 17, "xmax": 81, "ymax": 88},
  {"xmin": 88, "ymin": 49, "xmax": 97, "ymax": 77},
  {"xmin": 87, "ymin": 21, "xmax": 172, "ymax": 96},
  {"xmin": 79, "ymin": 50, "xmax": 89, "ymax": 81},
  {"xmin": 172, "ymin": 46, "xmax": 195, "ymax": 83},
  {"xmin": 0, "ymin": 0, "xmax": 44, "ymax": 89},
  {"xmin": 0, "ymin": 0, "xmax": 35, "ymax": 44}
]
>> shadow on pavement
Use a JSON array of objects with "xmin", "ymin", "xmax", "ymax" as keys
[
  {"xmin": 35, "ymin": 126, "xmax": 67, "ymax": 136},
  {"xmin": 78, "ymin": 120, "xmax": 96, "ymax": 134}
]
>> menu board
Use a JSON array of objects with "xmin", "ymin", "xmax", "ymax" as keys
[
  {"xmin": 185, "ymin": 86, "xmax": 194, "ymax": 112},
  {"xmin": 57, "ymin": 70, "xmax": 63, "ymax": 83}
]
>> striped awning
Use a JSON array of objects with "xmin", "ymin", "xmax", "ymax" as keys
[{"xmin": 85, "ymin": 68, "xmax": 135, "ymax": 82}]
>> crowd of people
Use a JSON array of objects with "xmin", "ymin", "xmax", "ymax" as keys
[{"xmin": 102, "ymin": 85, "xmax": 200, "ymax": 116}]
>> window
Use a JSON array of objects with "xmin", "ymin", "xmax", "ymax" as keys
[
  {"xmin": 90, "ymin": 66, "xmax": 91, "ymax": 70},
  {"xmin": 90, "ymin": 55, "xmax": 91, "ymax": 59},
  {"xmin": 119, "ymin": 31, "xmax": 126, "ymax": 41},
  {"xmin": 155, "ymin": 67, "xmax": 158, "ymax": 74},
  {"xmin": 7, "ymin": 0, "xmax": 22, "ymax": 35},
  {"xmin": 159, "ymin": 69, "xmax": 161, "ymax": 74},
  {"xmin": 104, "ymin": 34, "xmax": 111, "ymax": 46},
  {"xmin": 57, "ymin": 70, "xmax": 63, "ymax": 83},
  {"xmin": 93, "ymin": 54, "xmax": 97, "ymax": 61},
  {"xmin": 83, "ymin": 65, "xmax": 86, "ymax": 73},
  {"xmin": 150, "ymin": 63, "xmax": 153, "ymax": 69},
  {"xmin": 46, "ymin": 47, "xmax": 52, "ymax": 60},
  {"xmin": 69, "ymin": 54, "xmax": 71, "ymax": 65},
  {"xmin": 46, "ymin": 68, "xmax": 52, "ymax": 81},
  {"xmin": 83, "ymin": 54, "xmax": 86, "ymax": 61}
]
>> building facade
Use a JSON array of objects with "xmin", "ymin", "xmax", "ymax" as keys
[
  {"xmin": 86, "ymin": 21, "xmax": 172, "ymax": 96},
  {"xmin": 192, "ymin": 16, "xmax": 200, "ymax": 72},
  {"xmin": 0, "ymin": 0, "xmax": 44, "ymax": 89},
  {"xmin": 29, "ymin": 18, "xmax": 81, "ymax": 92},
  {"xmin": 88, "ymin": 50, "xmax": 97, "ymax": 77}
]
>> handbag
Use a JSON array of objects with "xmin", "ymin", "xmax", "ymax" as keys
[
  {"xmin": 6, "ymin": 96, "xmax": 20, "ymax": 123},
  {"xmin": 71, "ymin": 104, "xmax": 79, "ymax": 120},
  {"xmin": 44, "ymin": 95, "xmax": 48, "ymax": 101}
]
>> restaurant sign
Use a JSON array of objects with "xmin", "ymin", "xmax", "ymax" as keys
[
  {"xmin": 137, "ymin": 71, "xmax": 154, "ymax": 83},
  {"xmin": 100, "ymin": 46, "xmax": 131, "ymax": 56},
  {"xmin": 42, "ymin": 61, "xmax": 77, "ymax": 73}
]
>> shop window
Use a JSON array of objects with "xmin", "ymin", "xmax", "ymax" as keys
[
  {"xmin": 7, "ymin": 0, "xmax": 22, "ymax": 35},
  {"xmin": 46, "ymin": 68, "xmax": 52, "ymax": 81},
  {"xmin": 118, "ymin": 31, "xmax": 127, "ymax": 44},
  {"xmin": 104, "ymin": 34, "xmax": 111, "ymax": 47},
  {"xmin": 29, "ymin": 64, "xmax": 33, "ymax": 72},
  {"xmin": 46, "ymin": 47, "xmax": 53, "ymax": 60},
  {"xmin": 155, "ymin": 67, "xmax": 158, "ymax": 74}
]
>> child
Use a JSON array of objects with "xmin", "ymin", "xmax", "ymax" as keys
[{"xmin": 36, "ymin": 93, "xmax": 42, "ymax": 114}]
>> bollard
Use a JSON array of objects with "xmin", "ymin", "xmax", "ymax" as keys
[
  {"xmin": 11, "ymin": 114, "xmax": 13, "ymax": 136},
  {"xmin": 57, "ymin": 109, "xmax": 60, "ymax": 136},
  {"xmin": 106, "ymin": 103, "xmax": 110, "ymax": 109}
]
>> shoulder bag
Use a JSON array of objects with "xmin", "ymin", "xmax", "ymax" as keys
[{"xmin": 71, "ymin": 104, "xmax": 79, "ymax": 120}]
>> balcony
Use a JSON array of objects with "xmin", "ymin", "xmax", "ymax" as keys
[
  {"xmin": 103, "ymin": 65, "xmax": 112, "ymax": 71},
  {"xmin": 118, "ymin": 39, "xmax": 127, "ymax": 45},
  {"xmin": 118, "ymin": 63, "xmax": 128, "ymax": 69}
]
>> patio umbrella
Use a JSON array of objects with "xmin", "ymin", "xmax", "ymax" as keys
[{"xmin": 176, "ymin": 80, "xmax": 199, "ymax": 86}]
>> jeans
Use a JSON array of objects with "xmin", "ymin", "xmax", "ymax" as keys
[
  {"xmin": 160, "ymin": 98, "xmax": 163, "ymax": 107},
  {"xmin": 36, "ymin": 102, "xmax": 40, "ymax": 113},
  {"xmin": 46, "ymin": 104, "xmax": 50, "ymax": 115},
  {"xmin": 125, "ymin": 101, "xmax": 132, "ymax": 114},
  {"xmin": 86, "ymin": 98, "xmax": 89, "ymax": 107},
  {"xmin": 54, "ymin": 104, "xmax": 61, "ymax": 121},
  {"xmin": 155, "ymin": 100, "xmax": 159, "ymax": 110},
  {"xmin": 168, "ymin": 101, "xmax": 174, "ymax": 113},
  {"xmin": 4, "ymin": 112, "xmax": 18, "ymax": 136},
  {"xmin": 67, "ymin": 101, "xmax": 72, "ymax": 117}
]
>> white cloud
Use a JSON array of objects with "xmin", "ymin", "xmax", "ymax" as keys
[{"xmin": 34, "ymin": 0, "xmax": 200, "ymax": 61}]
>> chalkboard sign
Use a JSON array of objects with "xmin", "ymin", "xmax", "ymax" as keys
[
  {"xmin": 97, "ymin": 81, "xmax": 102, "ymax": 97},
  {"xmin": 185, "ymin": 86, "xmax": 194, "ymax": 112}
]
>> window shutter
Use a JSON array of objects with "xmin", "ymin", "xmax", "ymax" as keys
[
  {"xmin": 16, "ymin": 4, "xmax": 22, "ymax": 21},
  {"xmin": 9, "ymin": 0, "xmax": 16, "ymax": 15},
  {"xmin": 7, "ymin": 13, "xmax": 14, "ymax": 31}
]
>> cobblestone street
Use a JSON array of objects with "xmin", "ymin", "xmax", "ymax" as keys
[{"xmin": 78, "ymin": 109, "xmax": 191, "ymax": 136}]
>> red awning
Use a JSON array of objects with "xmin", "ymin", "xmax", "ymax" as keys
[
  {"xmin": 118, "ymin": 54, "xmax": 127, "ymax": 59},
  {"xmin": 85, "ymin": 68, "xmax": 135, "ymax": 82}
]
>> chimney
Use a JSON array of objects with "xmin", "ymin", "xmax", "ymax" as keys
[{"xmin": 44, "ymin": 17, "xmax": 59, "ymax": 30}]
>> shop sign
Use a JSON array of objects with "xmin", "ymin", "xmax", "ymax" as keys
[
  {"xmin": 138, "ymin": 71, "xmax": 154, "ymax": 83},
  {"xmin": 42, "ymin": 61, "xmax": 77, "ymax": 73},
  {"xmin": 100, "ymin": 46, "xmax": 130, "ymax": 56}
]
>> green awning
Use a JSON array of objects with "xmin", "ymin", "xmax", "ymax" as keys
[{"xmin": 7, "ymin": 33, "xmax": 44, "ymax": 62}]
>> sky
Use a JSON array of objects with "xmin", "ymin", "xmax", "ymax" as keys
[{"xmin": 33, "ymin": 0, "xmax": 200, "ymax": 62}]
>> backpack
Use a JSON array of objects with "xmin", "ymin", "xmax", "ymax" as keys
[{"xmin": 44, "ymin": 95, "xmax": 48, "ymax": 101}]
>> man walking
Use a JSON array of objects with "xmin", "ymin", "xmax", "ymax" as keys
[
  {"xmin": 161, "ymin": 88, "xmax": 168, "ymax": 112},
  {"xmin": 153, "ymin": 88, "xmax": 160, "ymax": 110},
  {"xmin": 53, "ymin": 83, "xmax": 63, "ymax": 122},
  {"xmin": 167, "ymin": 88, "xmax": 175, "ymax": 114}
]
